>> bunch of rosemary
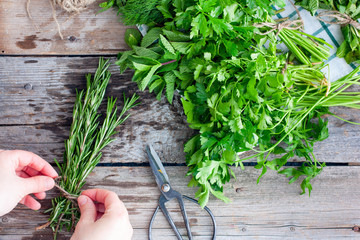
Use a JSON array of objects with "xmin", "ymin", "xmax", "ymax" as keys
[{"xmin": 43, "ymin": 58, "xmax": 138, "ymax": 237}]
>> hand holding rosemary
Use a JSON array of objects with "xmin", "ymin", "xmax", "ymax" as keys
[
  {"xmin": 41, "ymin": 58, "xmax": 138, "ymax": 237},
  {"xmin": 0, "ymin": 150, "xmax": 133, "ymax": 240},
  {"xmin": 71, "ymin": 189, "xmax": 133, "ymax": 240},
  {"xmin": 0, "ymin": 150, "xmax": 57, "ymax": 216}
]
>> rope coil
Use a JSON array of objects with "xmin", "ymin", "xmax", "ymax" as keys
[{"xmin": 26, "ymin": 0, "xmax": 96, "ymax": 39}]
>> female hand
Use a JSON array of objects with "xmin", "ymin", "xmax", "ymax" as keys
[
  {"xmin": 0, "ymin": 150, "xmax": 58, "ymax": 216},
  {"xmin": 71, "ymin": 189, "xmax": 133, "ymax": 240}
]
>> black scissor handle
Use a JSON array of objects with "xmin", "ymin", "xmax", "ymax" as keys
[{"xmin": 148, "ymin": 195, "xmax": 217, "ymax": 240}]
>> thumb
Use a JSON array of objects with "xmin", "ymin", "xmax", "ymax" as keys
[
  {"xmin": 20, "ymin": 176, "xmax": 55, "ymax": 196},
  {"xmin": 77, "ymin": 195, "xmax": 97, "ymax": 225}
]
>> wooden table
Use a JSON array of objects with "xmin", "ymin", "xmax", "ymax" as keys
[{"xmin": 1, "ymin": 1, "xmax": 360, "ymax": 239}]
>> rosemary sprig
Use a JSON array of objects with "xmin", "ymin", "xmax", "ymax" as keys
[{"xmin": 43, "ymin": 57, "xmax": 138, "ymax": 238}]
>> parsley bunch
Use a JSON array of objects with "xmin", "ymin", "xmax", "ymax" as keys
[{"xmin": 103, "ymin": 0, "xmax": 360, "ymax": 207}]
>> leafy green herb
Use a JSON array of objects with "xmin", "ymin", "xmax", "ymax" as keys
[
  {"xmin": 104, "ymin": 0, "xmax": 360, "ymax": 207},
  {"xmin": 99, "ymin": 0, "xmax": 164, "ymax": 25},
  {"xmin": 45, "ymin": 58, "xmax": 139, "ymax": 238}
]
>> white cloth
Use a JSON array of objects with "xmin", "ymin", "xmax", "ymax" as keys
[{"xmin": 278, "ymin": 0, "xmax": 356, "ymax": 81}]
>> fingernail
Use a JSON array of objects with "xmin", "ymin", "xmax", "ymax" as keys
[
  {"xmin": 46, "ymin": 178, "xmax": 54, "ymax": 189},
  {"xmin": 78, "ymin": 195, "xmax": 87, "ymax": 206}
]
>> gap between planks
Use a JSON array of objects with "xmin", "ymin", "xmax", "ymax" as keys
[
  {"xmin": 1, "ymin": 166, "xmax": 360, "ymax": 240},
  {"xmin": 0, "ymin": 57, "xmax": 359, "ymax": 164}
]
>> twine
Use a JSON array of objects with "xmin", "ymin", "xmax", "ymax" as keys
[
  {"xmin": 321, "ymin": 77, "xmax": 331, "ymax": 97},
  {"xmin": 317, "ymin": 11, "xmax": 360, "ymax": 30},
  {"xmin": 54, "ymin": 183, "xmax": 79, "ymax": 200},
  {"xmin": 26, "ymin": 0, "xmax": 96, "ymax": 39},
  {"xmin": 254, "ymin": 1, "xmax": 304, "ymax": 37},
  {"xmin": 254, "ymin": 19, "xmax": 304, "ymax": 37},
  {"xmin": 55, "ymin": 0, "xmax": 96, "ymax": 13},
  {"xmin": 49, "ymin": 0, "xmax": 64, "ymax": 40},
  {"xmin": 35, "ymin": 178, "xmax": 79, "ymax": 231},
  {"xmin": 53, "ymin": 176, "xmax": 79, "ymax": 200}
]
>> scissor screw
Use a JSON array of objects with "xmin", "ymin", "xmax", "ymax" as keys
[{"xmin": 162, "ymin": 184, "xmax": 170, "ymax": 192}]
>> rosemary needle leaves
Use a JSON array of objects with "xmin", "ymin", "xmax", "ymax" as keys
[{"xmin": 45, "ymin": 57, "xmax": 138, "ymax": 238}]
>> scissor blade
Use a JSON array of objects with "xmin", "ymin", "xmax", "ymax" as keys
[{"xmin": 146, "ymin": 145, "xmax": 170, "ymax": 188}]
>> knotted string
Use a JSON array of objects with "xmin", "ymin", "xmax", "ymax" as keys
[
  {"xmin": 54, "ymin": 0, "xmax": 96, "ymax": 13},
  {"xmin": 26, "ymin": 0, "xmax": 96, "ymax": 39},
  {"xmin": 317, "ymin": 10, "xmax": 360, "ymax": 30},
  {"xmin": 254, "ymin": 19, "xmax": 304, "ymax": 37},
  {"xmin": 254, "ymin": 1, "xmax": 304, "ymax": 37},
  {"xmin": 35, "ymin": 177, "xmax": 79, "ymax": 231},
  {"xmin": 54, "ymin": 183, "xmax": 79, "ymax": 200},
  {"xmin": 53, "ymin": 176, "xmax": 79, "ymax": 200}
]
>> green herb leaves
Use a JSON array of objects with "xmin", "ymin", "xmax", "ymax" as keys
[
  {"xmin": 46, "ymin": 58, "xmax": 138, "ymax": 237},
  {"xmin": 100, "ymin": 0, "xmax": 164, "ymax": 25},
  {"xmin": 295, "ymin": 0, "xmax": 360, "ymax": 63},
  {"xmin": 107, "ymin": 0, "xmax": 360, "ymax": 207}
]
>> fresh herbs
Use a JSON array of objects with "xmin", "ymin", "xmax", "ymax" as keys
[
  {"xmin": 102, "ymin": 0, "xmax": 360, "ymax": 207},
  {"xmin": 45, "ymin": 58, "xmax": 138, "ymax": 238},
  {"xmin": 99, "ymin": 0, "xmax": 164, "ymax": 25},
  {"xmin": 295, "ymin": 0, "xmax": 360, "ymax": 63}
]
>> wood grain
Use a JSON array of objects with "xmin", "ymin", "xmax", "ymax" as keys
[
  {"xmin": 0, "ymin": 0, "xmax": 130, "ymax": 55},
  {"xmin": 0, "ymin": 56, "xmax": 193, "ymax": 164},
  {"xmin": 1, "ymin": 0, "xmax": 360, "ymax": 239},
  {"xmin": 1, "ymin": 166, "xmax": 360, "ymax": 239},
  {"xmin": 0, "ymin": 56, "xmax": 360, "ymax": 163}
]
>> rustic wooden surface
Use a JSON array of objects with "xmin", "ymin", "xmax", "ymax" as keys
[
  {"xmin": 0, "ymin": 0, "xmax": 130, "ymax": 55},
  {"xmin": 2, "ymin": 167, "xmax": 360, "ymax": 240},
  {"xmin": 0, "ymin": 56, "xmax": 194, "ymax": 164},
  {"xmin": 1, "ymin": 1, "xmax": 360, "ymax": 239},
  {"xmin": 1, "ymin": 57, "xmax": 359, "ymax": 164}
]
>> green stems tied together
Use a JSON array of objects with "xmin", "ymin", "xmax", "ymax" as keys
[
  {"xmin": 44, "ymin": 58, "xmax": 139, "ymax": 238},
  {"xmin": 99, "ymin": 0, "xmax": 360, "ymax": 208}
]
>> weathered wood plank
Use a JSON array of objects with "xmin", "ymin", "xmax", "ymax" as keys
[
  {"xmin": 1, "ymin": 166, "xmax": 360, "ymax": 239},
  {"xmin": 1, "ymin": 56, "xmax": 360, "ymax": 163},
  {"xmin": 0, "ymin": 56, "xmax": 193, "ymax": 163},
  {"xmin": 0, "ymin": 0, "xmax": 129, "ymax": 55}
]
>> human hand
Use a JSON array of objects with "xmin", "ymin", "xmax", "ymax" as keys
[
  {"xmin": 71, "ymin": 189, "xmax": 133, "ymax": 240},
  {"xmin": 0, "ymin": 150, "xmax": 58, "ymax": 216}
]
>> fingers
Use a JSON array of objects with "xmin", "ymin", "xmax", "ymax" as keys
[
  {"xmin": 81, "ymin": 189, "xmax": 127, "ymax": 219},
  {"xmin": 20, "ymin": 175, "xmax": 55, "ymax": 196},
  {"xmin": 19, "ymin": 195, "xmax": 41, "ymax": 210},
  {"xmin": 95, "ymin": 203, "xmax": 105, "ymax": 213},
  {"xmin": 10, "ymin": 150, "xmax": 58, "ymax": 178},
  {"xmin": 94, "ymin": 203, "xmax": 105, "ymax": 221},
  {"xmin": 34, "ymin": 191, "xmax": 46, "ymax": 200},
  {"xmin": 16, "ymin": 170, "xmax": 30, "ymax": 178},
  {"xmin": 22, "ymin": 165, "xmax": 40, "ymax": 177},
  {"xmin": 77, "ymin": 195, "xmax": 97, "ymax": 225},
  {"xmin": 15, "ymin": 170, "xmax": 47, "ymax": 199},
  {"xmin": 95, "ymin": 212, "xmax": 104, "ymax": 221}
]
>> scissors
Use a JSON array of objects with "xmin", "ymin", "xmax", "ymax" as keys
[{"xmin": 146, "ymin": 144, "xmax": 217, "ymax": 240}]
